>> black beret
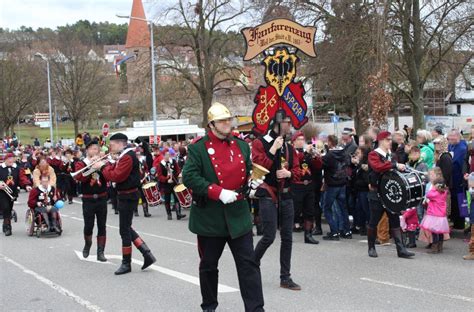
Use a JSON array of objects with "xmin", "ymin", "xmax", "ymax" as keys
[
  {"xmin": 109, "ymin": 133, "xmax": 128, "ymax": 141},
  {"xmin": 86, "ymin": 140, "xmax": 99, "ymax": 149}
]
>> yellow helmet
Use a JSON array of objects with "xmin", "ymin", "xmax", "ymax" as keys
[{"xmin": 207, "ymin": 102, "xmax": 233, "ymax": 123}]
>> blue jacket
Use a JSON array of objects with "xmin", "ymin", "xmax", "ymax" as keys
[{"xmin": 449, "ymin": 140, "xmax": 468, "ymax": 192}]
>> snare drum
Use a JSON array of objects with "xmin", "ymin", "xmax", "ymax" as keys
[
  {"xmin": 142, "ymin": 182, "xmax": 161, "ymax": 206},
  {"xmin": 173, "ymin": 184, "xmax": 192, "ymax": 208},
  {"xmin": 378, "ymin": 170, "xmax": 425, "ymax": 214}
]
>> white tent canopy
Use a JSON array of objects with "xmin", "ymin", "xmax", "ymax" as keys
[{"xmin": 109, "ymin": 124, "xmax": 205, "ymax": 140}]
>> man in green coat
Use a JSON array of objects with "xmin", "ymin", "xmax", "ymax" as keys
[{"xmin": 182, "ymin": 102, "xmax": 265, "ymax": 312}]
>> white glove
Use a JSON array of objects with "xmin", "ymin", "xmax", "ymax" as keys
[
  {"xmin": 250, "ymin": 177, "xmax": 265, "ymax": 190},
  {"xmin": 219, "ymin": 189, "xmax": 238, "ymax": 204}
]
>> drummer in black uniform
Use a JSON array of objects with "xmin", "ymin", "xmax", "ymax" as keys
[{"xmin": 367, "ymin": 131, "xmax": 415, "ymax": 259}]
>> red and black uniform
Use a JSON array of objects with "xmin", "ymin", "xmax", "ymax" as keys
[
  {"xmin": 59, "ymin": 158, "xmax": 76, "ymax": 203},
  {"xmin": 291, "ymin": 148, "xmax": 322, "ymax": 243},
  {"xmin": 251, "ymin": 130, "xmax": 301, "ymax": 284},
  {"xmin": 135, "ymin": 156, "xmax": 151, "ymax": 217},
  {"xmin": 367, "ymin": 147, "xmax": 414, "ymax": 258},
  {"xmin": 157, "ymin": 158, "xmax": 185, "ymax": 219},
  {"xmin": 27, "ymin": 185, "xmax": 59, "ymax": 231},
  {"xmin": 101, "ymin": 146, "xmax": 155, "ymax": 275},
  {"xmin": 74, "ymin": 158, "xmax": 108, "ymax": 260},
  {"xmin": 1, "ymin": 162, "xmax": 31, "ymax": 235},
  {"xmin": 17, "ymin": 158, "xmax": 34, "ymax": 186}
]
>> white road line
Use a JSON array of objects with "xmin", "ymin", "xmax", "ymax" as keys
[
  {"xmin": 360, "ymin": 277, "xmax": 474, "ymax": 303},
  {"xmin": 72, "ymin": 251, "xmax": 239, "ymax": 293},
  {"xmin": 0, "ymin": 254, "xmax": 104, "ymax": 312}
]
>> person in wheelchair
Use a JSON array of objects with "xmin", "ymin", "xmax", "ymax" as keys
[{"xmin": 27, "ymin": 175, "xmax": 60, "ymax": 232}]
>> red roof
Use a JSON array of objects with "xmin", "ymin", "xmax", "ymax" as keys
[{"xmin": 125, "ymin": 0, "xmax": 150, "ymax": 48}]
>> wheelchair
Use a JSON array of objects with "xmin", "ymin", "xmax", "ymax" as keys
[{"xmin": 25, "ymin": 208, "xmax": 62, "ymax": 238}]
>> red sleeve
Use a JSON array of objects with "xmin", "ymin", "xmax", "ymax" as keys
[
  {"xmin": 27, "ymin": 188, "xmax": 39, "ymax": 209},
  {"xmin": 156, "ymin": 164, "xmax": 169, "ymax": 183},
  {"xmin": 251, "ymin": 139, "xmax": 274, "ymax": 170},
  {"xmin": 101, "ymin": 155, "xmax": 133, "ymax": 183},
  {"xmin": 18, "ymin": 168, "xmax": 31, "ymax": 187},
  {"xmin": 72, "ymin": 161, "xmax": 91, "ymax": 183},
  {"xmin": 368, "ymin": 151, "xmax": 394, "ymax": 173},
  {"xmin": 207, "ymin": 184, "xmax": 223, "ymax": 201},
  {"xmin": 290, "ymin": 148, "xmax": 301, "ymax": 182},
  {"xmin": 31, "ymin": 158, "xmax": 38, "ymax": 168}
]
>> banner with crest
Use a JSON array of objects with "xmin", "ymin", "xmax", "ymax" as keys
[{"xmin": 241, "ymin": 19, "xmax": 316, "ymax": 135}]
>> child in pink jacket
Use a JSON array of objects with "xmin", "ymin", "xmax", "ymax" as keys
[{"xmin": 419, "ymin": 167, "xmax": 450, "ymax": 254}]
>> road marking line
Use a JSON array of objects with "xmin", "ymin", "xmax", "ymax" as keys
[
  {"xmin": 360, "ymin": 277, "xmax": 474, "ymax": 303},
  {"xmin": 0, "ymin": 253, "xmax": 104, "ymax": 312},
  {"xmin": 73, "ymin": 251, "xmax": 115, "ymax": 265},
  {"xmin": 73, "ymin": 251, "xmax": 239, "ymax": 293}
]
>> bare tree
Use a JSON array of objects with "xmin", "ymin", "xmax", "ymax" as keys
[
  {"xmin": 49, "ymin": 38, "xmax": 118, "ymax": 136},
  {"xmin": 387, "ymin": 0, "xmax": 473, "ymax": 131},
  {"xmin": 0, "ymin": 50, "xmax": 45, "ymax": 137},
  {"xmin": 155, "ymin": 0, "xmax": 250, "ymax": 127}
]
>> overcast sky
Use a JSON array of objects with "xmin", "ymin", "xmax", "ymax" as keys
[{"xmin": 0, "ymin": 0, "xmax": 167, "ymax": 30}]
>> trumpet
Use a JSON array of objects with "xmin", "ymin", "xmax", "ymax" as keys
[
  {"xmin": 0, "ymin": 181, "xmax": 15, "ymax": 201},
  {"xmin": 70, "ymin": 154, "xmax": 111, "ymax": 178}
]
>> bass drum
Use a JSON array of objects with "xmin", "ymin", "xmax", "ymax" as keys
[{"xmin": 378, "ymin": 170, "xmax": 425, "ymax": 214}]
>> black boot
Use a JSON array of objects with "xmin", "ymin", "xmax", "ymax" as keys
[
  {"xmin": 97, "ymin": 236, "xmax": 107, "ymax": 262},
  {"xmin": 304, "ymin": 220, "xmax": 319, "ymax": 244},
  {"xmin": 143, "ymin": 204, "xmax": 151, "ymax": 217},
  {"xmin": 3, "ymin": 220, "xmax": 12, "ymax": 236},
  {"xmin": 115, "ymin": 247, "xmax": 132, "ymax": 275},
  {"xmin": 311, "ymin": 225, "xmax": 323, "ymax": 236},
  {"xmin": 407, "ymin": 231, "xmax": 417, "ymax": 248},
  {"xmin": 391, "ymin": 228, "xmax": 415, "ymax": 258},
  {"xmin": 165, "ymin": 203, "xmax": 172, "ymax": 220},
  {"xmin": 175, "ymin": 203, "xmax": 186, "ymax": 220},
  {"xmin": 134, "ymin": 206, "xmax": 139, "ymax": 217},
  {"xmin": 114, "ymin": 209, "xmax": 119, "ymax": 215},
  {"xmin": 82, "ymin": 235, "xmax": 92, "ymax": 258},
  {"xmin": 367, "ymin": 227, "xmax": 378, "ymax": 258},
  {"xmin": 256, "ymin": 223, "xmax": 263, "ymax": 236},
  {"xmin": 133, "ymin": 237, "xmax": 156, "ymax": 270}
]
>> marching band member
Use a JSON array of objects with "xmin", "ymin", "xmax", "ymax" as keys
[
  {"xmin": 91, "ymin": 133, "xmax": 156, "ymax": 275},
  {"xmin": 73, "ymin": 141, "xmax": 108, "ymax": 262},
  {"xmin": 27, "ymin": 175, "xmax": 60, "ymax": 232},
  {"xmin": 0, "ymin": 153, "xmax": 32, "ymax": 236},
  {"xmin": 17, "ymin": 152, "xmax": 34, "ymax": 186},
  {"xmin": 367, "ymin": 131, "xmax": 415, "ymax": 259},
  {"xmin": 182, "ymin": 103, "xmax": 264, "ymax": 312},
  {"xmin": 252, "ymin": 111, "xmax": 302, "ymax": 291},
  {"xmin": 156, "ymin": 148, "xmax": 186, "ymax": 220},
  {"xmin": 290, "ymin": 131, "xmax": 321, "ymax": 244},
  {"xmin": 60, "ymin": 149, "xmax": 76, "ymax": 204},
  {"xmin": 135, "ymin": 148, "xmax": 151, "ymax": 217}
]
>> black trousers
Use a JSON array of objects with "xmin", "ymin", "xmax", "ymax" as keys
[
  {"xmin": 292, "ymin": 183, "xmax": 315, "ymax": 223},
  {"xmin": 254, "ymin": 198, "xmax": 294, "ymax": 281},
  {"xmin": 82, "ymin": 198, "xmax": 107, "ymax": 237},
  {"xmin": 118, "ymin": 196, "xmax": 140, "ymax": 247},
  {"xmin": 197, "ymin": 231, "xmax": 264, "ymax": 312},
  {"xmin": 109, "ymin": 187, "xmax": 118, "ymax": 211},
  {"xmin": 368, "ymin": 192, "xmax": 400, "ymax": 229},
  {"xmin": 0, "ymin": 193, "xmax": 14, "ymax": 222}
]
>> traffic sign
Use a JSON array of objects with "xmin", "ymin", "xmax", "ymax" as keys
[
  {"xmin": 149, "ymin": 135, "xmax": 161, "ymax": 145},
  {"xmin": 102, "ymin": 123, "xmax": 110, "ymax": 137},
  {"xmin": 331, "ymin": 115, "xmax": 340, "ymax": 123}
]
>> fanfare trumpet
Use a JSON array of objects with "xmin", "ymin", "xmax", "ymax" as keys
[
  {"xmin": 70, "ymin": 154, "xmax": 111, "ymax": 178},
  {"xmin": 0, "ymin": 181, "xmax": 15, "ymax": 200}
]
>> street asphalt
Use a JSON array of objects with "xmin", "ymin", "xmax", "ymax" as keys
[{"xmin": 1, "ymin": 192, "xmax": 473, "ymax": 311}]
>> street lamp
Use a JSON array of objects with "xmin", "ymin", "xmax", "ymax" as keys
[
  {"xmin": 35, "ymin": 52, "xmax": 54, "ymax": 146},
  {"xmin": 116, "ymin": 14, "xmax": 158, "ymax": 143}
]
